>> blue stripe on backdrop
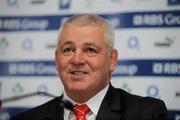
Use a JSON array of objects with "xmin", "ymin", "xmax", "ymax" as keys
[
  {"xmin": 0, "ymin": 59, "xmax": 180, "ymax": 77},
  {"xmin": 0, "ymin": 61, "xmax": 57, "ymax": 76},
  {"xmin": 0, "ymin": 10, "xmax": 179, "ymax": 32},
  {"xmin": 0, "ymin": 107, "xmax": 179, "ymax": 120}
]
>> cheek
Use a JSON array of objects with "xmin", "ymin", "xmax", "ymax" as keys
[
  {"xmin": 56, "ymin": 56, "xmax": 67, "ymax": 72},
  {"xmin": 91, "ymin": 58, "xmax": 110, "ymax": 74}
]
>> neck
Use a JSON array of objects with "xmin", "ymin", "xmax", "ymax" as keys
[
  {"xmin": 67, "ymin": 90, "xmax": 95, "ymax": 103},
  {"xmin": 65, "ymin": 83, "xmax": 109, "ymax": 103}
]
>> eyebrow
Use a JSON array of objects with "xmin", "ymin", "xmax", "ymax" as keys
[
  {"xmin": 59, "ymin": 41, "xmax": 99, "ymax": 49},
  {"xmin": 59, "ymin": 41, "xmax": 74, "ymax": 47},
  {"xmin": 63, "ymin": 41, "xmax": 74, "ymax": 45},
  {"xmin": 84, "ymin": 42, "xmax": 98, "ymax": 47},
  {"xmin": 84, "ymin": 42, "xmax": 100, "ymax": 51}
]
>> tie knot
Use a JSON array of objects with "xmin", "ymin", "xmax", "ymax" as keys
[{"xmin": 73, "ymin": 104, "xmax": 90, "ymax": 120}]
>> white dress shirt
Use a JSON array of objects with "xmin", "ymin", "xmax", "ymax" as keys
[{"xmin": 63, "ymin": 84, "xmax": 109, "ymax": 120}]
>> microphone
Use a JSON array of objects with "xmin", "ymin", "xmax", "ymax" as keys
[{"xmin": 59, "ymin": 98, "xmax": 73, "ymax": 110}]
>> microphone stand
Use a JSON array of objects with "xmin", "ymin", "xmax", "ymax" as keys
[
  {"xmin": 0, "ymin": 91, "xmax": 73, "ymax": 111},
  {"xmin": 0, "ymin": 92, "xmax": 56, "ymax": 109}
]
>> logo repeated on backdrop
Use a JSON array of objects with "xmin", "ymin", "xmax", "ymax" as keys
[
  {"xmin": 113, "ymin": 63, "xmax": 138, "ymax": 76},
  {"xmin": 30, "ymin": 0, "xmax": 46, "ymax": 5},
  {"xmin": 22, "ymin": 38, "xmax": 33, "ymax": 52},
  {"xmin": 107, "ymin": 17, "xmax": 120, "ymax": 29},
  {"xmin": 45, "ymin": 42, "xmax": 57, "ymax": 50},
  {"xmin": 132, "ymin": 11, "xmax": 180, "ymax": 27},
  {"xmin": 167, "ymin": 0, "xmax": 180, "ymax": 6},
  {"xmin": 154, "ymin": 36, "xmax": 175, "ymax": 48},
  {"xmin": 121, "ymin": 83, "xmax": 132, "ymax": 93},
  {"xmin": 153, "ymin": 61, "xmax": 180, "ymax": 76},
  {"xmin": 127, "ymin": 36, "xmax": 140, "ymax": 51},
  {"xmin": 36, "ymin": 84, "xmax": 48, "ymax": 93},
  {"xmin": 12, "ymin": 82, "xmax": 24, "ymax": 96},
  {"xmin": 0, "ymin": 10, "xmax": 179, "ymax": 32},
  {"xmin": 146, "ymin": 84, "xmax": 160, "ymax": 98},
  {"xmin": 6, "ymin": 0, "xmax": 18, "ymax": 7},
  {"xmin": 59, "ymin": 0, "xmax": 71, "ymax": 9},
  {"xmin": 0, "ymin": 17, "xmax": 49, "ymax": 31},
  {"xmin": 0, "ymin": 37, "xmax": 9, "ymax": 55}
]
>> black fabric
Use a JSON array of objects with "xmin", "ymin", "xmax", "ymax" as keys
[{"xmin": 11, "ymin": 84, "xmax": 168, "ymax": 120}]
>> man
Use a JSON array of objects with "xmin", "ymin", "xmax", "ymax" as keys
[{"xmin": 11, "ymin": 14, "xmax": 168, "ymax": 120}]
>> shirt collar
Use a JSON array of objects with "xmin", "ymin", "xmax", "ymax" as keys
[{"xmin": 63, "ymin": 83, "xmax": 109, "ymax": 117}]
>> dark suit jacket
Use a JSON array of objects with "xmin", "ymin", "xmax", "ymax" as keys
[{"xmin": 11, "ymin": 84, "xmax": 168, "ymax": 120}]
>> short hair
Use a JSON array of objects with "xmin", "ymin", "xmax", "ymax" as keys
[{"xmin": 58, "ymin": 14, "xmax": 115, "ymax": 53}]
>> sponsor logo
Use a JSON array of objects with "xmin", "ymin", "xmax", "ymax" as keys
[
  {"xmin": 22, "ymin": 38, "xmax": 33, "ymax": 52},
  {"xmin": 127, "ymin": 36, "xmax": 140, "ymax": 51},
  {"xmin": 0, "ymin": 37, "xmax": 9, "ymax": 55},
  {"xmin": 46, "ymin": 43, "xmax": 57, "ymax": 49},
  {"xmin": 154, "ymin": 36, "xmax": 175, "ymax": 48},
  {"xmin": 113, "ymin": 64, "xmax": 138, "ymax": 76},
  {"xmin": 168, "ymin": 0, "xmax": 180, "ymax": 6},
  {"xmin": 147, "ymin": 85, "xmax": 160, "ymax": 98},
  {"xmin": 107, "ymin": 17, "xmax": 120, "ymax": 29},
  {"xmin": 133, "ymin": 13, "xmax": 180, "ymax": 26},
  {"xmin": 153, "ymin": 62, "xmax": 180, "ymax": 75},
  {"xmin": 59, "ymin": 0, "xmax": 71, "ymax": 9},
  {"xmin": 1, "ymin": 60, "xmax": 179, "ymax": 77},
  {"xmin": 121, "ymin": 83, "xmax": 131, "ymax": 93},
  {"xmin": 12, "ymin": 82, "xmax": 24, "ymax": 95},
  {"xmin": 8, "ymin": 62, "xmax": 57, "ymax": 76},
  {"xmin": 31, "ymin": 0, "xmax": 46, "ymax": 4},
  {"xmin": 0, "ymin": 18, "xmax": 49, "ymax": 31},
  {"xmin": 37, "ymin": 84, "xmax": 48, "ymax": 93},
  {"xmin": 6, "ymin": 0, "xmax": 18, "ymax": 7}
]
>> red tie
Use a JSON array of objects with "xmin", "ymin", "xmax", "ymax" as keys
[{"xmin": 73, "ymin": 104, "xmax": 90, "ymax": 120}]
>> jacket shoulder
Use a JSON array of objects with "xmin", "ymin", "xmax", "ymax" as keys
[
  {"xmin": 115, "ymin": 87, "xmax": 168, "ymax": 119},
  {"xmin": 116, "ymin": 88, "xmax": 166, "ymax": 108},
  {"xmin": 10, "ymin": 97, "xmax": 62, "ymax": 120}
]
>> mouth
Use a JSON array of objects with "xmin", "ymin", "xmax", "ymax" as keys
[
  {"xmin": 70, "ymin": 71, "xmax": 88, "ymax": 75},
  {"xmin": 69, "ymin": 70, "xmax": 88, "ymax": 80}
]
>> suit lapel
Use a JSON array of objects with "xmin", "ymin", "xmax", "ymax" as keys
[
  {"xmin": 96, "ymin": 84, "xmax": 122, "ymax": 120},
  {"xmin": 43, "ymin": 96, "xmax": 64, "ymax": 120}
]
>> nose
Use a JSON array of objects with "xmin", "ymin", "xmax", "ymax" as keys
[{"xmin": 70, "ymin": 50, "xmax": 85, "ymax": 66}]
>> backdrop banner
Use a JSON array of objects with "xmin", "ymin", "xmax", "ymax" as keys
[{"xmin": 0, "ymin": 0, "xmax": 180, "ymax": 120}]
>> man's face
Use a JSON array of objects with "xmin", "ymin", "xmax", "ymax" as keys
[{"xmin": 55, "ymin": 24, "xmax": 117, "ymax": 100}]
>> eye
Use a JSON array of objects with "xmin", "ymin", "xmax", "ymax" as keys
[
  {"xmin": 61, "ymin": 47, "xmax": 74, "ymax": 54},
  {"xmin": 85, "ymin": 47, "xmax": 98, "ymax": 56},
  {"xmin": 86, "ymin": 47, "xmax": 97, "ymax": 53}
]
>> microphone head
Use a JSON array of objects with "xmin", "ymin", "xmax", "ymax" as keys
[{"xmin": 60, "ymin": 99, "xmax": 73, "ymax": 110}]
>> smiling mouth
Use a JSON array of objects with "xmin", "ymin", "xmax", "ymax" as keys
[{"xmin": 71, "ymin": 71, "xmax": 87, "ymax": 75}]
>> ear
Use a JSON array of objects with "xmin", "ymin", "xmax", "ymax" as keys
[
  {"xmin": 110, "ymin": 49, "xmax": 118, "ymax": 72},
  {"xmin": 55, "ymin": 49, "xmax": 59, "ymax": 72}
]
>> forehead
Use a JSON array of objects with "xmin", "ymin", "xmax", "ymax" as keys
[
  {"xmin": 59, "ymin": 24, "xmax": 106, "ymax": 45},
  {"xmin": 62, "ymin": 23, "xmax": 105, "ymax": 36}
]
